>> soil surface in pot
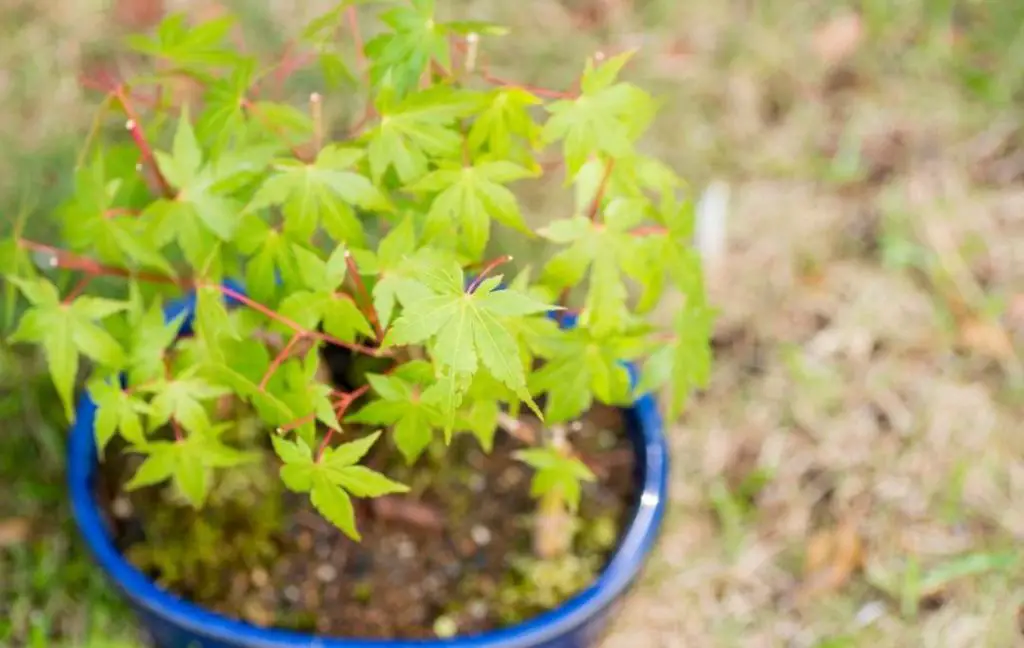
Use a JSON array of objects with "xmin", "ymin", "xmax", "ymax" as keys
[{"xmin": 96, "ymin": 400, "xmax": 639, "ymax": 640}]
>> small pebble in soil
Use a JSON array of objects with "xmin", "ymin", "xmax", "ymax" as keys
[
  {"xmin": 396, "ymin": 539, "xmax": 416, "ymax": 560},
  {"xmin": 243, "ymin": 600, "xmax": 274, "ymax": 627},
  {"xmin": 467, "ymin": 600, "xmax": 488, "ymax": 620},
  {"xmin": 112, "ymin": 496, "xmax": 133, "ymax": 519},
  {"xmin": 296, "ymin": 531, "xmax": 313, "ymax": 551},
  {"xmin": 468, "ymin": 474, "xmax": 486, "ymax": 493},
  {"xmin": 433, "ymin": 615, "xmax": 458, "ymax": 638},
  {"xmin": 250, "ymin": 568, "xmax": 269, "ymax": 588},
  {"xmin": 498, "ymin": 467, "xmax": 524, "ymax": 490},
  {"xmin": 315, "ymin": 541, "xmax": 332, "ymax": 560},
  {"xmin": 315, "ymin": 563, "xmax": 338, "ymax": 583},
  {"xmin": 597, "ymin": 429, "xmax": 617, "ymax": 450},
  {"xmin": 470, "ymin": 525, "xmax": 492, "ymax": 546},
  {"xmin": 283, "ymin": 585, "xmax": 301, "ymax": 604},
  {"xmin": 422, "ymin": 574, "xmax": 444, "ymax": 594},
  {"xmin": 443, "ymin": 561, "xmax": 462, "ymax": 579}
]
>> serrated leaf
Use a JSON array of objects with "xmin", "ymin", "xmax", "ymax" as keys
[
  {"xmin": 528, "ymin": 327, "xmax": 638, "ymax": 423},
  {"xmin": 125, "ymin": 444, "xmax": 178, "ymax": 490},
  {"xmin": 174, "ymin": 452, "xmax": 208, "ymax": 508},
  {"xmin": 384, "ymin": 263, "xmax": 549, "ymax": 430},
  {"xmin": 537, "ymin": 215, "xmax": 640, "ymax": 336},
  {"xmin": 409, "ymin": 161, "xmax": 535, "ymax": 256},
  {"xmin": 347, "ymin": 372, "xmax": 441, "ymax": 463},
  {"xmin": 366, "ymin": 88, "xmax": 479, "ymax": 183},
  {"xmin": 322, "ymin": 430, "xmax": 382, "ymax": 468},
  {"xmin": 637, "ymin": 300, "xmax": 714, "ymax": 420},
  {"xmin": 311, "ymin": 473, "xmax": 360, "ymax": 539},
  {"xmin": 541, "ymin": 74, "xmax": 654, "ymax": 175},
  {"xmin": 272, "ymin": 435, "xmax": 313, "ymax": 464},
  {"xmin": 325, "ymin": 465, "xmax": 409, "ymax": 497},
  {"xmin": 246, "ymin": 150, "xmax": 385, "ymax": 245},
  {"xmin": 366, "ymin": 2, "xmax": 450, "ymax": 98},
  {"xmin": 516, "ymin": 446, "xmax": 595, "ymax": 512}
]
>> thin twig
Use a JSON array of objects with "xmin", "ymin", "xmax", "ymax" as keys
[
  {"xmin": 467, "ymin": 255, "xmax": 513, "ymax": 293},
  {"xmin": 588, "ymin": 159, "xmax": 615, "ymax": 222},
  {"xmin": 313, "ymin": 384, "xmax": 370, "ymax": 461},
  {"xmin": 344, "ymin": 251, "xmax": 383, "ymax": 340},
  {"xmin": 259, "ymin": 333, "xmax": 305, "ymax": 391},
  {"xmin": 114, "ymin": 86, "xmax": 175, "ymax": 199},
  {"xmin": 17, "ymin": 239, "xmax": 389, "ymax": 359}
]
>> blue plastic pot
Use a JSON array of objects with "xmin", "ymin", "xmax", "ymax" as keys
[{"xmin": 68, "ymin": 287, "xmax": 669, "ymax": 648}]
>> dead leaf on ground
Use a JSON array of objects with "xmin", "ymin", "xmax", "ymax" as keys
[
  {"xmin": 113, "ymin": 0, "xmax": 164, "ymax": 30},
  {"xmin": 0, "ymin": 517, "xmax": 31, "ymax": 548},
  {"xmin": 789, "ymin": 518, "xmax": 865, "ymax": 605},
  {"xmin": 812, "ymin": 12, "xmax": 863, "ymax": 66},
  {"xmin": 958, "ymin": 316, "xmax": 1017, "ymax": 360},
  {"xmin": 1008, "ymin": 294, "xmax": 1024, "ymax": 332}
]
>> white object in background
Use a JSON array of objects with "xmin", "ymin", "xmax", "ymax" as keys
[{"xmin": 695, "ymin": 180, "xmax": 730, "ymax": 286}]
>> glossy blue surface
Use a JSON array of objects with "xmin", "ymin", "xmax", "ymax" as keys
[{"xmin": 68, "ymin": 290, "xmax": 669, "ymax": 648}]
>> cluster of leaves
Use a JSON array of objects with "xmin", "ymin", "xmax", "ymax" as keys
[{"xmin": 0, "ymin": 0, "xmax": 712, "ymax": 541}]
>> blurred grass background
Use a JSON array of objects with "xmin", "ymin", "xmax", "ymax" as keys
[{"xmin": 2, "ymin": 0, "xmax": 1024, "ymax": 646}]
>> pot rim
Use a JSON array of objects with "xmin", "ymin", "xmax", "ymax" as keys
[{"xmin": 68, "ymin": 287, "xmax": 668, "ymax": 648}]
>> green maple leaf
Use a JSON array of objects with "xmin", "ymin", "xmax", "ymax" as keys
[
  {"xmin": 193, "ymin": 285, "xmax": 238, "ymax": 363},
  {"xmin": 195, "ymin": 61, "xmax": 256, "ymax": 151},
  {"xmin": 147, "ymin": 107, "xmax": 242, "ymax": 267},
  {"xmin": 467, "ymin": 87, "xmax": 542, "ymax": 158},
  {"xmin": 8, "ymin": 278, "xmax": 127, "ymax": 420},
  {"xmin": 349, "ymin": 216, "xmax": 424, "ymax": 328},
  {"xmin": 127, "ymin": 12, "xmax": 242, "ymax": 70},
  {"xmin": 203, "ymin": 360, "xmax": 296, "ymax": 429},
  {"xmin": 61, "ymin": 159, "xmax": 174, "ymax": 276},
  {"xmin": 407, "ymin": 160, "xmax": 536, "ymax": 257},
  {"xmin": 365, "ymin": 87, "xmax": 480, "ymax": 184},
  {"xmin": 139, "ymin": 373, "xmax": 230, "ymax": 436},
  {"xmin": 246, "ymin": 145, "xmax": 388, "ymax": 246},
  {"xmin": 528, "ymin": 326, "xmax": 645, "ymax": 423},
  {"xmin": 538, "ymin": 213, "xmax": 654, "ymax": 336},
  {"xmin": 382, "ymin": 259, "xmax": 553, "ymax": 432},
  {"xmin": 637, "ymin": 297, "xmax": 714, "ymax": 420},
  {"xmin": 125, "ymin": 429, "xmax": 256, "ymax": 508},
  {"xmin": 346, "ymin": 368, "xmax": 443, "ymax": 463},
  {"xmin": 272, "ymin": 431, "xmax": 408, "ymax": 539},
  {"xmin": 123, "ymin": 284, "xmax": 187, "ymax": 385},
  {"xmin": 365, "ymin": 0, "xmax": 450, "ymax": 98},
  {"xmin": 90, "ymin": 379, "xmax": 151, "ymax": 454},
  {"xmin": 515, "ymin": 446, "xmax": 595, "ymax": 512},
  {"xmin": 275, "ymin": 271, "xmax": 374, "ymax": 345},
  {"xmin": 541, "ymin": 51, "xmax": 656, "ymax": 176},
  {"xmin": 236, "ymin": 218, "xmax": 295, "ymax": 303}
]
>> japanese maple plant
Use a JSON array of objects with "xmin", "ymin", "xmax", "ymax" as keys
[{"xmin": 3, "ymin": 0, "xmax": 711, "ymax": 637}]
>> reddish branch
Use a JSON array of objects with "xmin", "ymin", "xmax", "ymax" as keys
[
  {"xmin": 17, "ymin": 240, "xmax": 387, "ymax": 358},
  {"xmin": 259, "ymin": 333, "xmax": 305, "ymax": 391},
  {"xmin": 450, "ymin": 39, "xmax": 577, "ymax": 100},
  {"xmin": 346, "ymin": 5, "xmax": 367, "ymax": 73},
  {"xmin": 588, "ymin": 159, "xmax": 615, "ymax": 222},
  {"xmin": 313, "ymin": 383, "xmax": 371, "ymax": 461},
  {"xmin": 62, "ymin": 277, "xmax": 93, "ymax": 304},
  {"xmin": 104, "ymin": 208, "xmax": 140, "ymax": 219},
  {"xmin": 630, "ymin": 225, "xmax": 668, "ymax": 237},
  {"xmin": 467, "ymin": 255, "xmax": 513, "ymax": 293},
  {"xmin": 481, "ymin": 72, "xmax": 577, "ymax": 100},
  {"xmin": 240, "ymin": 98, "xmax": 311, "ymax": 162},
  {"xmin": 114, "ymin": 86, "xmax": 176, "ymax": 199},
  {"xmin": 344, "ymin": 252, "xmax": 383, "ymax": 340}
]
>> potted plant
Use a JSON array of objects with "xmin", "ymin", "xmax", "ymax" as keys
[{"xmin": 2, "ymin": 2, "xmax": 712, "ymax": 646}]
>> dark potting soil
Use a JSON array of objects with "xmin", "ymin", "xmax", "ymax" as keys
[{"xmin": 96, "ymin": 403, "xmax": 639, "ymax": 639}]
